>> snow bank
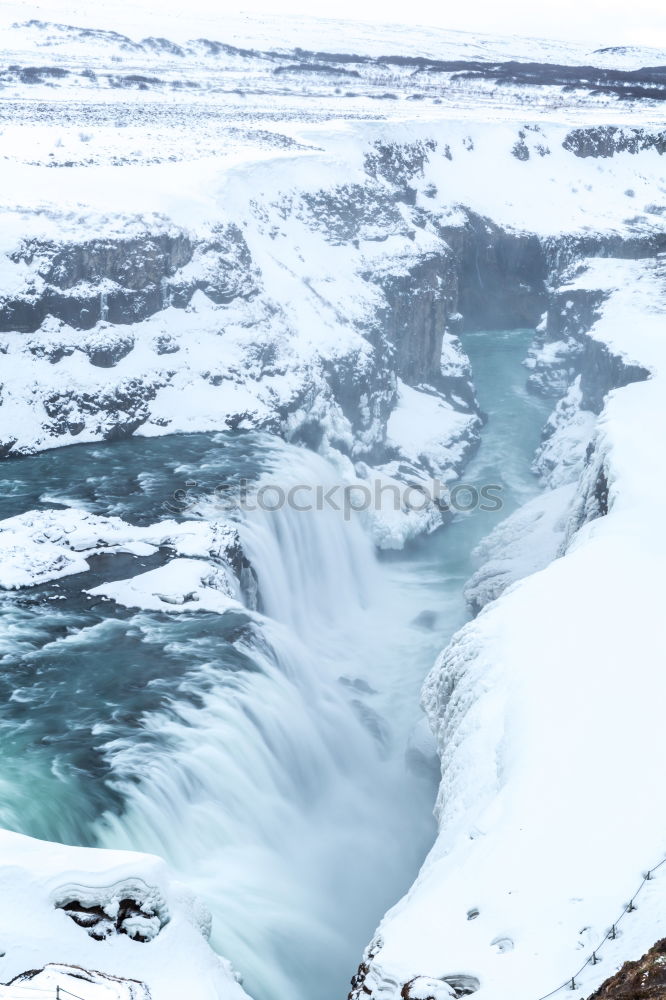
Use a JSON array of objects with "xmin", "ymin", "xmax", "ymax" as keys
[
  {"xmin": 532, "ymin": 379, "xmax": 598, "ymax": 489},
  {"xmin": 0, "ymin": 508, "xmax": 243, "ymax": 589},
  {"xmin": 463, "ymin": 482, "xmax": 575, "ymax": 613},
  {"xmin": 386, "ymin": 380, "xmax": 479, "ymax": 484},
  {"xmin": 0, "ymin": 829, "xmax": 248, "ymax": 1000},
  {"xmin": 88, "ymin": 558, "xmax": 241, "ymax": 614},
  {"xmin": 355, "ymin": 255, "xmax": 666, "ymax": 1000}
]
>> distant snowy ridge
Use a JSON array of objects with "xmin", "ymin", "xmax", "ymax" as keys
[{"xmin": 3, "ymin": 4, "xmax": 666, "ymax": 70}]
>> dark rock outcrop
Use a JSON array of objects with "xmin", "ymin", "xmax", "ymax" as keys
[
  {"xmin": 364, "ymin": 139, "xmax": 437, "ymax": 197},
  {"xmin": 587, "ymin": 938, "xmax": 666, "ymax": 1000},
  {"xmin": 169, "ymin": 223, "xmax": 258, "ymax": 306},
  {"xmin": 60, "ymin": 896, "xmax": 163, "ymax": 942},
  {"xmin": 300, "ymin": 182, "xmax": 405, "ymax": 245},
  {"xmin": 2, "ymin": 233, "xmax": 193, "ymax": 333},
  {"xmin": 41, "ymin": 377, "xmax": 161, "ymax": 442},
  {"xmin": 436, "ymin": 210, "xmax": 547, "ymax": 330},
  {"xmin": 369, "ymin": 251, "xmax": 458, "ymax": 386},
  {"xmin": 401, "ymin": 975, "xmax": 480, "ymax": 998},
  {"xmin": 527, "ymin": 285, "xmax": 649, "ymax": 408},
  {"xmin": 563, "ymin": 126, "xmax": 666, "ymax": 158},
  {"xmin": 349, "ymin": 939, "xmax": 383, "ymax": 1000}
]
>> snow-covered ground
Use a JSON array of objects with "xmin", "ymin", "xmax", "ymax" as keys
[
  {"xmin": 1, "ymin": 7, "xmax": 665, "ymax": 481},
  {"xmin": 354, "ymin": 256, "xmax": 666, "ymax": 1000},
  {"xmin": 0, "ymin": 829, "xmax": 248, "ymax": 1000},
  {"xmin": 0, "ymin": 508, "xmax": 244, "ymax": 589}
]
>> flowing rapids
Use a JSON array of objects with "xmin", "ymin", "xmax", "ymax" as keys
[{"xmin": 0, "ymin": 329, "xmax": 551, "ymax": 1000}]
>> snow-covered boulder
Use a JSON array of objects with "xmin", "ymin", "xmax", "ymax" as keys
[
  {"xmin": 88, "ymin": 558, "xmax": 242, "ymax": 614},
  {"xmin": 0, "ymin": 829, "xmax": 248, "ymax": 1000}
]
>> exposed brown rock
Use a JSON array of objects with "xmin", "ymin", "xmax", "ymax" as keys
[{"xmin": 588, "ymin": 938, "xmax": 666, "ymax": 1000}]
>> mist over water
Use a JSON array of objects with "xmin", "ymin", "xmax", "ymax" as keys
[
  {"xmin": 0, "ymin": 329, "xmax": 551, "ymax": 1000},
  {"xmin": 95, "ymin": 446, "xmax": 439, "ymax": 1000}
]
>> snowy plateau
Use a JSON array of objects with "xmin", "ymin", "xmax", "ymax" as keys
[{"xmin": 1, "ymin": 5, "xmax": 666, "ymax": 1000}]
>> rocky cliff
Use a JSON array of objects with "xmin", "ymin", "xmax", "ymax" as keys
[{"xmin": 587, "ymin": 939, "xmax": 666, "ymax": 1000}]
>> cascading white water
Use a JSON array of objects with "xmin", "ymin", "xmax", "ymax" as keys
[
  {"xmin": 0, "ymin": 327, "xmax": 553, "ymax": 1000},
  {"xmin": 238, "ymin": 444, "xmax": 376, "ymax": 635},
  {"xmin": 96, "ymin": 443, "xmax": 436, "ymax": 1000}
]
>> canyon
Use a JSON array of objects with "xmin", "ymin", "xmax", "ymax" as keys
[{"xmin": 1, "ymin": 8, "xmax": 666, "ymax": 1000}]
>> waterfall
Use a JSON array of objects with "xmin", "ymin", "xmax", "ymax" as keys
[
  {"xmin": 0, "ymin": 329, "xmax": 552, "ymax": 1000},
  {"xmin": 95, "ymin": 442, "xmax": 435, "ymax": 1000},
  {"xmin": 100, "ymin": 289, "xmax": 109, "ymax": 322},
  {"xmin": 237, "ymin": 443, "xmax": 375, "ymax": 636}
]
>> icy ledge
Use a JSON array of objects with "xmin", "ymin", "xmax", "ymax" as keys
[
  {"xmin": 0, "ymin": 508, "xmax": 245, "ymax": 593},
  {"xmin": 0, "ymin": 829, "xmax": 249, "ymax": 1000},
  {"xmin": 351, "ymin": 256, "xmax": 666, "ymax": 1000},
  {"xmin": 462, "ymin": 482, "xmax": 576, "ymax": 615}
]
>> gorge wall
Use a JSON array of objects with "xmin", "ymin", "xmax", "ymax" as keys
[{"xmin": 345, "ymin": 179, "xmax": 666, "ymax": 1000}]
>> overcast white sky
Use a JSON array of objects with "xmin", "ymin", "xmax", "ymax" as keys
[{"xmin": 236, "ymin": 0, "xmax": 666, "ymax": 48}]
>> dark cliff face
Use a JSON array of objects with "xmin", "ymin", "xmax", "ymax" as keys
[
  {"xmin": 587, "ymin": 938, "xmax": 666, "ymax": 1000},
  {"xmin": 528, "ymin": 259, "xmax": 652, "ymax": 538},
  {"xmin": 0, "ymin": 225, "xmax": 257, "ymax": 334},
  {"xmin": 527, "ymin": 288, "xmax": 607, "ymax": 399},
  {"xmin": 563, "ymin": 126, "xmax": 666, "ymax": 158},
  {"xmin": 0, "ymin": 199, "xmax": 641, "ymax": 462},
  {"xmin": 436, "ymin": 210, "xmax": 547, "ymax": 331},
  {"xmin": 578, "ymin": 336, "xmax": 650, "ymax": 413},
  {"xmin": 528, "ymin": 284, "xmax": 649, "ymax": 409},
  {"xmin": 2, "ymin": 233, "xmax": 193, "ymax": 332},
  {"xmin": 542, "ymin": 232, "xmax": 666, "ymax": 277},
  {"xmin": 369, "ymin": 252, "xmax": 457, "ymax": 387}
]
